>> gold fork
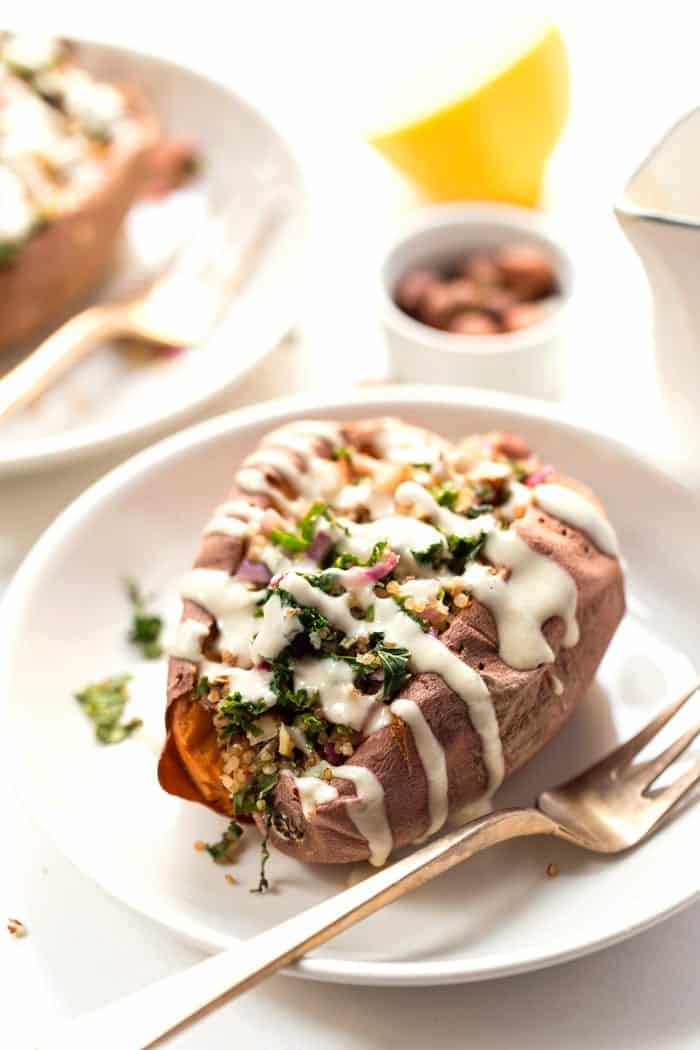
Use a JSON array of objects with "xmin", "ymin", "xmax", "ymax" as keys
[
  {"xmin": 0, "ymin": 209, "xmax": 281, "ymax": 422},
  {"xmin": 39, "ymin": 681, "xmax": 700, "ymax": 1050}
]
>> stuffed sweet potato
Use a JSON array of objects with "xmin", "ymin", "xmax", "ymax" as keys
[
  {"xmin": 159, "ymin": 417, "xmax": 624, "ymax": 873},
  {"xmin": 0, "ymin": 33, "xmax": 160, "ymax": 350}
]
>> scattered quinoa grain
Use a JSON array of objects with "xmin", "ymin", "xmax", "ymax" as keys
[
  {"xmin": 194, "ymin": 840, "xmax": 207, "ymax": 851},
  {"xmin": 546, "ymin": 862, "xmax": 560, "ymax": 879},
  {"xmin": 224, "ymin": 874, "xmax": 237, "ymax": 886}
]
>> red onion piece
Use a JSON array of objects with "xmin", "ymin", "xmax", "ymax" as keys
[
  {"xmin": 346, "ymin": 551, "xmax": 399, "ymax": 587},
  {"xmin": 323, "ymin": 742, "xmax": 343, "ymax": 765},
  {"xmin": 236, "ymin": 558, "xmax": 271, "ymax": 586},
  {"xmin": 307, "ymin": 530, "xmax": 333, "ymax": 564},
  {"xmin": 525, "ymin": 465, "xmax": 554, "ymax": 487}
]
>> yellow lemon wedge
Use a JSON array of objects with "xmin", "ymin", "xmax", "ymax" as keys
[{"xmin": 366, "ymin": 19, "xmax": 569, "ymax": 207}]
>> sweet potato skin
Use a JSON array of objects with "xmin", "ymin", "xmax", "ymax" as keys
[
  {"xmin": 158, "ymin": 421, "xmax": 625, "ymax": 864},
  {"xmin": 0, "ymin": 99, "xmax": 159, "ymax": 352},
  {"xmin": 267, "ymin": 485, "xmax": 625, "ymax": 863}
]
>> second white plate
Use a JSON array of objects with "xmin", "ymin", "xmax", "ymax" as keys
[
  {"xmin": 0, "ymin": 37, "xmax": 306, "ymax": 476},
  {"xmin": 2, "ymin": 387, "xmax": 699, "ymax": 985}
]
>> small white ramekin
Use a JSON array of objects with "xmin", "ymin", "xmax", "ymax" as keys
[{"xmin": 380, "ymin": 203, "xmax": 574, "ymax": 399}]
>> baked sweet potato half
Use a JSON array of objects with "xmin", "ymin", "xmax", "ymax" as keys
[
  {"xmin": 159, "ymin": 417, "xmax": 624, "ymax": 873},
  {"xmin": 0, "ymin": 33, "xmax": 160, "ymax": 350}
]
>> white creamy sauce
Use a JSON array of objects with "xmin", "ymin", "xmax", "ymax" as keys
[
  {"xmin": 398, "ymin": 578, "xmax": 444, "ymax": 604},
  {"xmin": 331, "ymin": 764, "xmax": 393, "ymax": 866},
  {"xmin": 373, "ymin": 596, "xmax": 505, "ymax": 792},
  {"xmin": 245, "ymin": 447, "xmax": 311, "ymax": 494},
  {"xmin": 179, "ymin": 569, "xmax": 261, "ymax": 662},
  {"xmin": 214, "ymin": 500, "xmax": 266, "ymax": 523},
  {"xmin": 339, "ymin": 514, "xmax": 446, "ymax": 567},
  {"xmin": 334, "ymin": 480, "xmax": 394, "ymax": 519},
  {"xmin": 290, "ymin": 772, "xmax": 339, "ymax": 820},
  {"xmin": 293, "ymin": 657, "xmax": 375, "ymax": 732},
  {"xmin": 534, "ymin": 483, "xmax": 620, "ymax": 557},
  {"xmin": 203, "ymin": 516, "xmax": 250, "ymax": 539},
  {"xmin": 176, "ymin": 419, "xmax": 623, "ymax": 865},
  {"xmin": 200, "ymin": 663, "xmax": 276, "ymax": 707},
  {"xmin": 395, "ymin": 481, "xmax": 494, "ymax": 540},
  {"xmin": 500, "ymin": 481, "xmax": 533, "ymax": 520},
  {"xmin": 168, "ymin": 618, "xmax": 209, "ymax": 662},
  {"xmin": 278, "ymin": 573, "xmax": 364, "ymax": 638},
  {"xmin": 250, "ymin": 592, "xmax": 301, "ymax": 662},
  {"xmin": 462, "ymin": 524, "xmax": 579, "ymax": 670},
  {"xmin": 390, "ymin": 698, "xmax": 448, "ymax": 838}
]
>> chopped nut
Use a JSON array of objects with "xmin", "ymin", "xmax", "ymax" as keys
[
  {"xmin": 322, "ymin": 767, "xmax": 333, "ymax": 781},
  {"xmin": 7, "ymin": 918, "xmax": 26, "ymax": 938},
  {"xmin": 278, "ymin": 723, "xmax": 295, "ymax": 757},
  {"xmin": 224, "ymin": 874, "xmax": 237, "ymax": 886},
  {"xmin": 453, "ymin": 593, "xmax": 470, "ymax": 609},
  {"xmin": 546, "ymin": 862, "xmax": 560, "ymax": 879},
  {"xmin": 386, "ymin": 580, "xmax": 400, "ymax": 595}
]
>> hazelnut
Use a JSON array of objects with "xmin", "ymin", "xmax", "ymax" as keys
[
  {"xmin": 475, "ymin": 286, "xmax": 516, "ymax": 320},
  {"xmin": 502, "ymin": 302, "xmax": 547, "ymax": 332},
  {"xmin": 447, "ymin": 310, "xmax": 500, "ymax": 336},
  {"xmin": 418, "ymin": 278, "xmax": 479, "ymax": 327},
  {"xmin": 393, "ymin": 269, "xmax": 441, "ymax": 315},
  {"xmin": 496, "ymin": 243, "xmax": 557, "ymax": 301},
  {"xmin": 461, "ymin": 251, "xmax": 502, "ymax": 287}
]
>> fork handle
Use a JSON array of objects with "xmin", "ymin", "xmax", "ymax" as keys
[
  {"xmin": 38, "ymin": 808, "xmax": 559, "ymax": 1050},
  {"xmin": 0, "ymin": 304, "xmax": 122, "ymax": 421}
]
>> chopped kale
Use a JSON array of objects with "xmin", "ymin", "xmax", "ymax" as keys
[
  {"xmin": 276, "ymin": 588, "xmax": 340, "ymax": 647},
  {"xmin": 124, "ymin": 578, "xmax": 163, "ymax": 659},
  {"xmin": 294, "ymin": 711, "xmax": 327, "ymax": 740},
  {"xmin": 270, "ymin": 659, "xmax": 316, "ymax": 712},
  {"xmin": 412, "ymin": 540, "xmax": 445, "ymax": 568},
  {"xmin": 205, "ymin": 819, "xmax": 243, "ymax": 863},
  {"xmin": 332, "ymin": 540, "xmax": 388, "ymax": 570},
  {"xmin": 196, "ymin": 676, "xmax": 210, "ymax": 697},
  {"xmin": 373, "ymin": 643, "xmax": 410, "ymax": 699},
  {"xmin": 429, "ymin": 481, "xmax": 459, "ymax": 510},
  {"xmin": 216, "ymin": 692, "xmax": 271, "ymax": 739},
  {"xmin": 332, "ymin": 445, "xmax": 353, "ymax": 461},
  {"xmin": 252, "ymin": 809, "xmax": 273, "ymax": 894},
  {"xmin": 446, "ymin": 531, "xmax": 487, "ymax": 568},
  {"xmin": 75, "ymin": 674, "xmax": 141, "ymax": 745},
  {"xmin": 467, "ymin": 504, "xmax": 494, "ymax": 518},
  {"xmin": 391, "ymin": 594, "xmax": 430, "ymax": 632},
  {"xmin": 300, "ymin": 571, "xmax": 338, "ymax": 594},
  {"xmin": 234, "ymin": 771, "xmax": 279, "ymax": 816}
]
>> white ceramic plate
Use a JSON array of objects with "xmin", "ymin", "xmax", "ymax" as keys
[
  {"xmin": 2, "ymin": 387, "xmax": 699, "ymax": 986},
  {"xmin": 0, "ymin": 38, "xmax": 305, "ymax": 476}
]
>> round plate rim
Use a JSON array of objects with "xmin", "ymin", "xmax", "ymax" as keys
[
  {"xmin": 0, "ymin": 35, "xmax": 307, "ymax": 477},
  {"xmin": 2, "ymin": 384, "xmax": 698, "ymax": 986}
]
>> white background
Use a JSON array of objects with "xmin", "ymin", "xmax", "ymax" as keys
[{"xmin": 2, "ymin": 3, "xmax": 700, "ymax": 1047}]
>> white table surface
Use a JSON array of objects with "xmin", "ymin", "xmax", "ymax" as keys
[{"xmin": 2, "ymin": 3, "xmax": 700, "ymax": 1047}]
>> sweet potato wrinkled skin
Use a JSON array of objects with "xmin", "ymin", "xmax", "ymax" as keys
[{"xmin": 158, "ymin": 422, "xmax": 625, "ymax": 864}]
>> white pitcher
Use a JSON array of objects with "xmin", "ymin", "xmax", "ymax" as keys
[{"xmin": 615, "ymin": 109, "xmax": 700, "ymax": 479}]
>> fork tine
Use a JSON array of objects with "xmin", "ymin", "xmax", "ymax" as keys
[
  {"xmin": 600, "ymin": 679, "xmax": 700, "ymax": 775},
  {"xmin": 651, "ymin": 755, "xmax": 700, "ymax": 813},
  {"xmin": 628, "ymin": 721, "xmax": 700, "ymax": 791}
]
